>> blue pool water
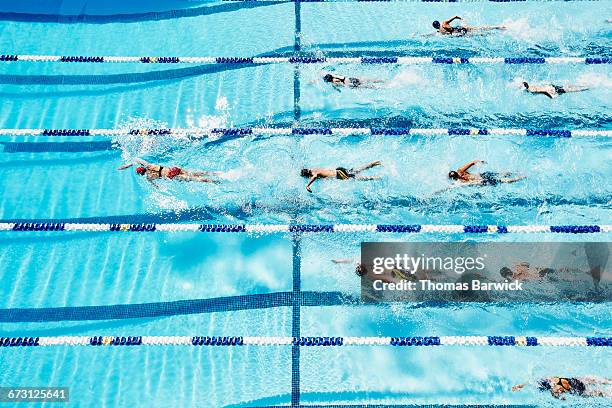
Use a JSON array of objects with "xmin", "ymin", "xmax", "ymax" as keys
[{"xmin": 0, "ymin": 0, "xmax": 611, "ymax": 407}]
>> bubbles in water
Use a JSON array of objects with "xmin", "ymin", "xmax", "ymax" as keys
[
  {"xmin": 389, "ymin": 67, "xmax": 424, "ymax": 88},
  {"xmin": 113, "ymin": 116, "xmax": 183, "ymax": 161},
  {"xmin": 502, "ymin": 18, "xmax": 562, "ymax": 42},
  {"xmin": 575, "ymin": 72, "xmax": 612, "ymax": 88}
]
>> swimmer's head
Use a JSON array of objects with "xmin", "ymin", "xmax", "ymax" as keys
[
  {"xmin": 523, "ymin": 81, "xmax": 529, "ymax": 89},
  {"xmin": 432, "ymin": 20, "xmax": 441, "ymax": 30},
  {"xmin": 448, "ymin": 170, "xmax": 460, "ymax": 180},
  {"xmin": 355, "ymin": 264, "xmax": 368, "ymax": 277},
  {"xmin": 301, "ymin": 168, "xmax": 312, "ymax": 177},
  {"xmin": 500, "ymin": 267, "xmax": 513, "ymax": 280},
  {"xmin": 323, "ymin": 74, "xmax": 334, "ymax": 83},
  {"xmin": 136, "ymin": 166, "xmax": 146, "ymax": 175}
]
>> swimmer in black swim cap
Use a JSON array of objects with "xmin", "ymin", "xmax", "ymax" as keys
[
  {"xmin": 523, "ymin": 81, "xmax": 590, "ymax": 99},
  {"xmin": 322, "ymin": 73, "xmax": 384, "ymax": 89},
  {"xmin": 447, "ymin": 159, "xmax": 525, "ymax": 187},
  {"xmin": 432, "ymin": 15, "xmax": 506, "ymax": 36},
  {"xmin": 301, "ymin": 161, "xmax": 382, "ymax": 193}
]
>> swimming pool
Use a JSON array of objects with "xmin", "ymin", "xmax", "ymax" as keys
[{"xmin": 0, "ymin": 0, "xmax": 610, "ymax": 406}]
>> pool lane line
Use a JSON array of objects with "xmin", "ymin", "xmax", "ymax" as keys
[
  {"xmin": 2, "ymin": 128, "xmax": 609, "ymax": 137},
  {"xmin": 1, "ymin": 55, "xmax": 609, "ymax": 64},
  {"xmin": 0, "ymin": 292, "xmax": 353, "ymax": 323},
  {"xmin": 1, "ymin": 223, "xmax": 610, "ymax": 234},
  {"xmin": 291, "ymin": 1, "xmax": 302, "ymax": 404},
  {"xmin": 291, "ymin": 232, "xmax": 302, "ymax": 408},
  {"xmin": 1, "ymin": 335, "xmax": 609, "ymax": 347}
]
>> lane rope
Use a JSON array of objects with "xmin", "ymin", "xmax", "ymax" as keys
[
  {"xmin": 0, "ymin": 335, "xmax": 610, "ymax": 348},
  {"xmin": 1, "ymin": 223, "xmax": 610, "ymax": 234},
  {"xmin": 0, "ymin": 55, "xmax": 609, "ymax": 65},
  {"xmin": 1, "ymin": 127, "xmax": 610, "ymax": 138}
]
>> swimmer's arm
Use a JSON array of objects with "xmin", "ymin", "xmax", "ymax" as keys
[
  {"xmin": 444, "ymin": 16, "xmax": 462, "ymax": 25},
  {"xmin": 458, "ymin": 160, "xmax": 484, "ymax": 173},
  {"xmin": 512, "ymin": 383, "xmax": 527, "ymax": 392},
  {"xmin": 117, "ymin": 163, "xmax": 133, "ymax": 170},
  {"xmin": 146, "ymin": 178, "xmax": 160, "ymax": 189},
  {"xmin": 305, "ymin": 175, "xmax": 318, "ymax": 193},
  {"xmin": 332, "ymin": 259, "xmax": 355, "ymax": 264}
]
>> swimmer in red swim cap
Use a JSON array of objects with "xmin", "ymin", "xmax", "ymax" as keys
[{"xmin": 118, "ymin": 158, "xmax": 221, "ymax": 186}]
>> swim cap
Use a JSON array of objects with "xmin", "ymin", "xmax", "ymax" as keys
[
  {"xmin": 136, "ymin": 166, "xmax": 146, "ymax": 175},
  {"xmin": 323, "ymin": 74, "xmax": 334, "ymax": 83},
  {"xmin": 448, "ymin": 170, "xmax": 459, "ymax": 180},
  {"xmin": 432, "ymin": 21, "xmax": 440, "ymax": 29},
  {"xmin": 523, "ymin": 81, "xmax": 529, "ymax": 89},
  {"xmin": 301, "ymin": 169, "xmax": 312, "ymax": 177},
  {"xmin": 499, "ymin": 267, "xmax": 513, "ymax": 279},
  {"xmin": 355, "ymin": 264, "xmax": 368, "ymax": 277}
]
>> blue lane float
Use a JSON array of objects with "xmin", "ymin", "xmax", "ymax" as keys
[
  {"xmin": 1, "ymin": 223, "xmax": 609, "ymax": 234},
  {"xmin": 191, "ymin": 336, "xmax": 244, "ymax": 346},
  {"xmin": 0, "ymin": 337, "xmax": 40, "ymax": 347},
  {"xmin": 3, "ymin": 127, "xmax": 610, "ymax": 138},
  {"xmin": 3, "ymin": 336, "xmax": 608, "ymax": 348}
]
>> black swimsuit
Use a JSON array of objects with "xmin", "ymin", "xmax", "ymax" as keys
[
  {"xmin": 553, "ymin": 85, "xmax": 566, "ymax": 94},
  {"xmin": 336, "ymin": 167, "xmax": 355, "ymax": 180},
  {"xmin": 340, "ymin": 77, "xmax": 361, "ymax": 88},
  {"xmin": 451, "ymin": 26, "xmax": 468, "ymax": 36},
  {"xmin": 479, "ymin": 172, "xmax": 501, "ymax": 186}
]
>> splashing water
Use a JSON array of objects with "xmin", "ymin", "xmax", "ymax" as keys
[
  {"xmin": 502, "ymin": 18, "xmax": 563, "ymax": 42},
  {"xmin": 388, "ymin": 68, "xmax": 424, "ymax": 88},
  {"xmin": 114, "ymin": 95, "xmax": 231, "ymax": 162}
]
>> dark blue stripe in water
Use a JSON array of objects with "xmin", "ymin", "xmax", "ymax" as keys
[
  {"xmin": 1, "ymin": 141, "xmax": 115, "ymax": 153},
  {"xmin": 0, "ymin": 291, "xmax": 355, "ymax": 322},
  {"xmin": 0, "ymin": 1, "xmax": 288, "ymax": 24},
  {"xmin": 0, "ymin": 63, "xmax": 264, "ymax": 86}
]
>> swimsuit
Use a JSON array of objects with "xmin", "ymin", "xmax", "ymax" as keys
[
  {"xmin": 340, "ymin": 77, "xmax": 361, "ymax": 88},
  {"xmin": 556, "ymin": 378, "xmax": 586, "ymax": 396},
  {"xmin": 451, "ymin": 26, "xmax": 468, "ymax": 36},
  {"xmin": 552, "ymin": 85, "xmax": 566, "ymax": 94},
  {"xmin": 167, "ymin": 167, "xmax": 182, "ymax": 179},
  {"xmin": 479, "ymin": 171, "xmax": 501, "ymax": 186},
  {"xmin": 348, "ymin": 77, "xmax": 361, "ymax": 88},
  {"xmin": 336, "ymin": 167, "xmax": 355, "ymax": 180}
]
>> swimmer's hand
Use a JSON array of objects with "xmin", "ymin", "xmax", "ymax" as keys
[{"xmin": 306, "ymin": 186, "xmax": 313, "ymax": 193}]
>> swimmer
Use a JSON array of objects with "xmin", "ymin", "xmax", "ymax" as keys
[
  {"xmin": 332, "ymin": 259, "xmax": 425, "ymax": 283},
  {"xmin": 301, "ymin": 161, "xmax": 382, "ymax": 193},
  {"xmin": 432, "ymin": 16, "xmax": 506, "ymax": 36},
  {"xmin": 499, "ymin": 262, "xmax": 556, "ymax": 281},
  {"xmin": 513, "ymin": 377, "xmax": 612, "ymax": 399},
  {"xmin": 118, "ymin": 158, "xmax": 221, "ymax": 185},
  {"xmin": 523, "ymin": 81, "xmax": 589, "ymax": 99},
  {"xmin": 322, "ymin": 73, "xmax": 384, "ymax": 89},
  {"xmin": 448, "ymin": 160, "xmax": 526, "ymax": 187}
]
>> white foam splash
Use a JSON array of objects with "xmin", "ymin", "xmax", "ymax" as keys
[
  {"xmin": 113, "ymin": 116, "xmax": 187, "ymax": 161},
  {"xmin": 502, "ymin": 18, "xmax": 562, "ymax": 42},
  {"xmin": 148, "ymin": 190, "xmax": 190, "ymax": 213},
  {"xmin": 389, "ymin": 67, "xmax": 424, "ymax": 88},
  {"xmin": 575, "ymin": 72, "xmax": 612, "ymax": 88}
]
